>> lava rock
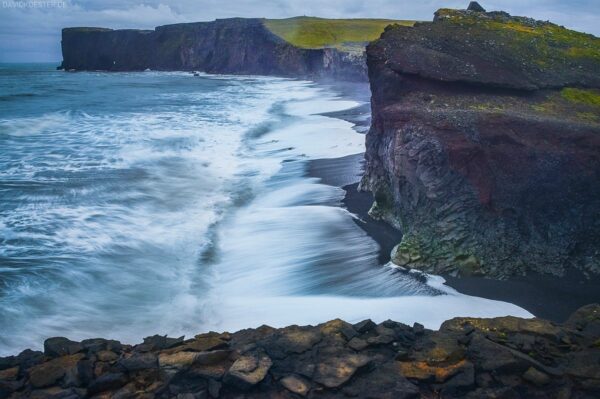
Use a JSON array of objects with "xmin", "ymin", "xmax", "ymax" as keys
[
  {"xmin": 467, "ymin": 1, "xmax": 486, "ymax": 12},
  {"xmin": 223, "ymin": 354, "xmax": 272, "ymax": 390},
  {"xmin": 43, "ymin": 338, "xmax": 82, "ymax": 358}
]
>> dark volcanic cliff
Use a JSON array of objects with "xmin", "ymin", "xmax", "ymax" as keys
[
  {"xmin": 60, "ymin": 19, "xmax": 365, "ymax": 80},
  {"xmin": 1, "ymin": 305, "xmax": 599, "ymax": 398},
  {"xmin": 361, "ymin": 8, "xmax": 600, "ymax": 279}
]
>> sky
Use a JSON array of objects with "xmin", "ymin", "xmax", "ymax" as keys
[{"xmin": 0, "ymin": 0, "xmax": 598, "ymax": 62}]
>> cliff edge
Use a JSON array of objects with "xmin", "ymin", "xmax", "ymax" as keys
[
  {"xmin": 361, "ymin": 6, "xmax": 600, "ymax": 278},
  {"xmin": 60, "ymin": 18, "xmax": 410, "ymax": 80}
]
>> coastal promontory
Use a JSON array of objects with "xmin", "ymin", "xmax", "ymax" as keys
[
  {"xmin": 361, "ymin": 6, "xmax": 600, "ymax": 278},
  {"xmin": 60, "ymin": 17, "xmax": 411, "ymax": 80}
]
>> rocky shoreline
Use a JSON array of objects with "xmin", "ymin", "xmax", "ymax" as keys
[{"xmin": 1, "ymin": 305, "xmax": 599, "ymax": 398}]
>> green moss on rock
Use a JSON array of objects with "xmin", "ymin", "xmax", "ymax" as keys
[{"xmin": 561, "ymin": 88, "xmax": 600, "ymax": 107}]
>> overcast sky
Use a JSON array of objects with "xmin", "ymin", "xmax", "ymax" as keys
[{"xmin": 0, "ymin": 0, "xmax": 598, "ymax": 62}]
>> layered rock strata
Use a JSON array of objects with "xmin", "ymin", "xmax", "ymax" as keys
[
  {"xmin": 60, "ymin": 19, "xmax": 365, "ymax": 80},
  {"xmin": 361, "ymin": 7, "xmax": 600, "ymax": 278}
]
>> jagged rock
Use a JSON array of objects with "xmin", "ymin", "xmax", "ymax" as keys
[
  {"xmin": 342, "ymin": 362, "xmax": 420, "ymax": 399},
  {"xmin": 0, "ymin": 367, "xmax": 18, "ymax": 381},
  {"xmin": 207, "ymin": 379, "xmax": 221, "ymax": 398},
  {"xmin": 223, "ymin": 354, "xmax": 272, "ymax": 390},
  {"xmin": 136, "ymin": 335, "xmax": 184, "ymax": 352},
  {"xmin": 320, "ymin": 319, "xmax": 357, "ymax": 341},
  {"xmin": 353, "ymin": 319, "xmax": 376, "ymax": 333},
  {"xmin": 157, "ymin": 350, "xmax": 232, "ymax": 371},
  {"xmin": 523, "ymin": 367, "xmax": 550, "ymax": 386},
  {"xmin": 43, "ymin": 338, "xmax": 82, "ymax": 358},
  {"xmin": 80, "ymin": 338, "xmax": 122, "ymax": 354},
  {"xmin": 398, "ymin": 359, "xmax": 472, "ymax": 383},
  {"xmin": 467, "ymin": 1, "xmax": 486, "ymax": 12},
  {"xmin": 3, "ymin": 305, "xmax": 599, "ymax": 398},
  {"xmin": 180, "ymin": 334, "xmax": 229, "ymax": 352},
  {"xmin": 348, "ymin": 337, "xmax": 368, "ymax": 351},
  {"xmin": 118, "ymin": 352, "xmax": 157, "ymax": 371},
  {"xmin": 313, "ymin": 354, "xmax": 371, "ymax": 388},
  {"xmin": 280, "ymin": 375, "xmax": 310, "ymax": 396},
  {"xmin": 565, "ymin": 303, "xmax": 600, "ymax": 341},
  {"xmin": 96, "ymin": 350, "xmax": 118, "ymax": 363},
  {"xmin": 87, "ymin": 372, "xmax": 127, "ymax": 395},
  {"xmin": 467, "ymin": 334, "xmax": 525, "ymax": 372},
  {"xmin": 28, "ymin": 387, "xmax": 84, "ymax": 399},
  {"xmin": 269, "ymin": 326, "xmax": 322, "ymax": 356},
  {"xmin": 27, "ymin": 354, "xmax": 84, "ymax": 388}
]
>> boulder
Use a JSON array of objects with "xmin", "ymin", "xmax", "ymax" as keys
[
  {"xmin": 313, "ymin": 354, "xmax": 371, "ymax": 388},
  {"xmin": 0, "ymin": 367, "xmax": 19, "ymax": 381},
  {"xmin": 43, "ymin": 338, "xmax": 82, "ymax": 358},
  {"xmin": 80, "ymin": 338, "xmax": 122, "ymax": 354},
  {"xmin": 87, "ymin": 372, "xmax": 128, "ymax": 395},
  {"xmin": 398, "ymin": 359, "xmax": 472, "ymax": 383},
  {"xmin": 280, "ymin": 375, "xmax": 310, "ymax": 397},
  {"xmin": 523, "ymin": 367, "xmax": 551, "ymax": 386},
  {"xmin": 158, "ymin": 349, "xmax": 232, "ymax": 371},
  {"xmin": 96, "ymin": 350, "xmax": 118, "ymax": 363},
  {"xmin": 223, "ymin": 354, "xmax": 272, "ymax": 390},
  {"xmin": 27, "ymin": 354, "xmax": 84, "ymax": 388},
  {"xmin": 353, "ymin": 319, "xmax": 376, "ymax": 333},
  {"xmin": 467, "ymin": 334, "xmax": 525, "ymax": 372},
  {"xmin": 118, "ymin": 352, "xmax": 157, "ymax": 371}
]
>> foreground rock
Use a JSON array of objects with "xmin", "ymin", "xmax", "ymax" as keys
[
  {"xmin": 1, "ymin": 305, "xmax": 599, "ymax": 398},
  {"xmin": 361, "ymin": 5, "xmax": 600, "ymax": 278}
]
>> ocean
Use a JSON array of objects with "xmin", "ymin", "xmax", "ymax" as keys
[{"xmin": 0, "ymin": 64, "xmax": 530, "ymax": 355}]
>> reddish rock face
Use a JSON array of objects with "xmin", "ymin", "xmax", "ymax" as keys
[{"xmin": 361, "ymin": 9, "xmax": 600, "ymax": 278}]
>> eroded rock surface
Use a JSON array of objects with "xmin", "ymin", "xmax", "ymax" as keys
[
  {"xmin": 1, "ymin": 305, "xmax": 599, "ymax": 398},
  {"xmin": 361, "ymin": 5, "xmax": 600, "ymax": 278}
]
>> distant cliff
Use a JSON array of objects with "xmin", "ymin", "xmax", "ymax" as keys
[
  {"xmin": 59, "ymin": 17, "xmax": 406, "ymax": 80},
  {"xmin": 361, "ymin": 7, "xmax": 600, "ymax": 278}
]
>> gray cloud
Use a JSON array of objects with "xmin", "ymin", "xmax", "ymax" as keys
[{"xmin": 0, "ymin": 0, "xmax": 598, "ymax": 62}]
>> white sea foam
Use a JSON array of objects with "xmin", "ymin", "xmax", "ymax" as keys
[{"xmin": 0, "ymin": 71, "xmax": 532, "ymax": 356}]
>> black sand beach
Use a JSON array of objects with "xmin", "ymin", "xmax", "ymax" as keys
[{"xmin": 310, "ymin": 89, "xmax": 600, "ymax": 323}]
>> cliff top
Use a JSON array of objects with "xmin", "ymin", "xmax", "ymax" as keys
[
  {"xmin": 372, "ymin": 7, "xmax": 600, "ymax": 90},
  {"xmin": 63, "ymin": 17, "xmax": 415, "ymax": 55},
  {"xmin": 263, "ymin": 17, "xmax": 414, "ymax": 52}
]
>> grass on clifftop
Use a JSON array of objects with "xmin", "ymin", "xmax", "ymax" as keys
[
  {"xmin": 264, "ymin": 17, "xmax": 414, "ymax": 51},
  {"xmin": 435, "ymin": 9, "xmax": 600, "ymax": 66},
  {"xmin": 561, "ymin": 88, "xmax": 600, "ymax": 107}
]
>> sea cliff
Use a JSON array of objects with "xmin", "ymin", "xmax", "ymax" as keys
[
  {"xmin": 1, "ymin": 305, "xmax": 599, "ymax": 398},
  {"xmin": 59, "ymin": 18, "xmax": 384, "ymax": 80},
  {"xmin": 361, "ymin": 7, "xmax": 600, "ymax": 278}
]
